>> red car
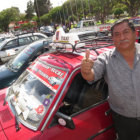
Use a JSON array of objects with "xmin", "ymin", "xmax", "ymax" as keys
[
  {"xmin": 0, "ymin": 40, "xmax": 116, "ymax": 140},
  {"xmin": 128, "ymin": 17, "xmax": 140, "ymax": 43}
]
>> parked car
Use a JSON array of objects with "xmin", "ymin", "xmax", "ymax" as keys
[
  {"xmin": 69, "ymin": 19, "xmax": 111, "ymax": 33},
  {"xmin": 0, "ymin": 32, "xmax": 48, "ymax": 64},
  {"xmin": 40, "ymin": 26, "xmax": 55, "ymax": 37},
  {"xmin": 129, "ymin": 17, "xmax": 140, "ymax": 43},
  {"xmin": 53, "ymin": 27, "xmax": 112, "ymax": 46},
  {"xmin": 0, "ymin": 36, "xmax": 10, "ymax": 43},
  {"xmin": 0, "ymin": 39, "xmax": 116, "ymax": 140},
  {"xmin": 0, "ymin": 37, "xmax": 52, "ymax": 89}
]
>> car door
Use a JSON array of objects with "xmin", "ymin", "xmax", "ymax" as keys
[
  {"xmin": 0, "ymin": 39, "xmax": 19, "ymax": 63},
  {"xmin": 40, "ymin": 73, "xmax": 116, "ymax": 140},
  {"xmin": 0, "ymin": 37, "xmax": 32, "ymax": 63},
  {"xmin": 18, "ymin": 36, "xmax": 32, "ymax": 51}
]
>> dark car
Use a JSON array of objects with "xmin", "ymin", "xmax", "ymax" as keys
[
  {"xmin": 0, "ymin": 37, "xmax": 52, "ymax": 89},
  {"xmin": 40, "ymin": 26, "xmax": 55, "ymax": 37}
]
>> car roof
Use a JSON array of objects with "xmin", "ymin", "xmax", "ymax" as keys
[
  {"xmin": 1, "ymin": 32, "xmax": 48, "ymax": 42},
  {"xmin": 36, "ymin": 42, "xmax": 114, "ymax": 72},
  {"xmin": 15, "ymin": 32, "xmax": 48, "ymax": 38}
]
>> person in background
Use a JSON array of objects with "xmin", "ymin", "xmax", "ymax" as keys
[{"xmin": 81, "ymin": 19, "xmax": 140, "ymax": 140}]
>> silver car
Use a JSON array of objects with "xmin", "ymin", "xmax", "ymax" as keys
[{"xmin": 0, "ymin": 32, "xmax": 48, "ymax": 64}]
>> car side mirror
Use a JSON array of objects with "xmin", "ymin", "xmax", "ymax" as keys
[{"xmin": 55, "ymin": 112, "xmax": 75, "ymax": 129}]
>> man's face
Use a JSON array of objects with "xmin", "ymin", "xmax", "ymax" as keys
[{"xmin": 112, "ymin": 22, "xmax": 136, "ymax": 51}]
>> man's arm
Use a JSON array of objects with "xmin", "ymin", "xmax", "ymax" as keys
[{"xmin": 81, "ymin": 49, "xmax": 95, "ymax": 82}]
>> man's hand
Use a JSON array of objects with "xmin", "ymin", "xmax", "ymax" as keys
[{"xmin": 81, "ymin": 49, "xmax": 94, "ymax": 81}]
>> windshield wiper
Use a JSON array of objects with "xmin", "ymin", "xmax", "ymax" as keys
[
  {"xmin": 3, "ymin": 86, "xmax": 21, "ymax": 131},
  {"xmin": 12, "ymin": 104, "xmax": 21, "ymax": 131},
  {"xmin": 3, "ymin": 96, "xmax": 21, "ymax": 131},
  {"xmin": 15, "ymin": 113, "xmax": 21, "ymax": 131}
]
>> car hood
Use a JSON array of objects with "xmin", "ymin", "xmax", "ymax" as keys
[
  {"xmin": 0, "ymin": 90, "xmax": 40, "ymax": 140},
  {"xmin": 0, "ymin": 89, "xmax": 15, "ymax": 139},
  {"xmin": 0, "ymin": 65, "xmax": 15, "ymax": 80}
]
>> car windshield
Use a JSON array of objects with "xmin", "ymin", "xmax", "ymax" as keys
[
  {"xmin": 7, "ymin": 44, "xmax": 36, "ymax": 71},
  {"xmin": 0, "ymin": 39, "xmax": 7, "ymax": 47},
  {"xmin": 0, "ymin": 37, "xmax": 5, "ymax": 43},
  {"xmin": 77, "ymin": 21, "xmax": 82, "ymax": 28},
  {"xmin": 45, "ymin": 26, "xmax": 53, "ymax": 31},
  {"xmin": 6, "ymin": 63, "xmax": 67, "ymax": 130}
]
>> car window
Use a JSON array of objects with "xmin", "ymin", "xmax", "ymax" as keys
[
  {"xmin": 31, "ymin": 35, "xmax": 44, "ymax": 41},
  {"xmin": 78, "ymin": 32, "xmax": 97, "ymax": 41},
  {"xmin": 0, "ymin": 37, "xmax": 5, "ymax": 43},
  {"xmin": 3, "ymin": 39, "xmax": 18, "ymax": 50},
  {"xmin": 50, "ymin": 73, "xmax": 108, "ymax": 128},
  {"xmin": 77, "ymin": 21, "xmax": 82, "ymax": 28},
  {"xmin": 59, "ymin": 73, "xmax": 108, "ymax": 116},
  {"xmin": 19, "ymin": 37, "xmax": 32, "ymax": 46},
  {"xmin": 83, "ymin": 22, "xmax": 89, "ymax": 27},
  {"xmin": 7, "ymin": 44, "xmax": 37, "ymax": 71},
  {"xmin": 7, "ymin": 63, "xmax": 67, "ymax": 130}
]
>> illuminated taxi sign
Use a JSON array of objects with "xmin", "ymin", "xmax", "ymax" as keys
[
  {"xmin": 53, "ymin": 27, "xmax": 80, "ymax": 45},
  {"xmin": 61, "ymin": 36, "xmax": 69, "ymax": 42}
]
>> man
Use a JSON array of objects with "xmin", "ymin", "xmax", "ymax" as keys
[{"xmin": 81, "ymin": 19, "xmax": 140, "ymax": 140}]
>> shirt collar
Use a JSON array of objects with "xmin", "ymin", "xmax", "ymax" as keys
[
  {"xmin": 135, "ymin": 43, "xmax": 140, "ymax": 55},
  {"xmin": 111, "ymin": 43, "xmax": 140, "ymax": 57}
]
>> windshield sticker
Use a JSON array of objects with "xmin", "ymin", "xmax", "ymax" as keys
[
  {"xmin": 46, "ymin": 92, "xmax": 54, "ymax": 99},
  {"xmin": 42, "ymin": 92, "xmax": 54, "ymax": 107},
  {"xmin": 28, "ymin": 63, "xmax": 66, "ymax": 92},
  {"xmin": 43, "ymin": 99, "xmax": 50, "ymax": 107},
  {"xmin": 35, "ymin": 105, "xmax": 44, "ymax": 114},
  {"xmin": 24, "ymin": 47, "xmax": 35, "ymax": 56}
]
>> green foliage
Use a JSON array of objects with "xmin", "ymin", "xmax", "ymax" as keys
[
  {"xmin": 0, "ymin": 0, "xmax": 140, "ymax": 32},
  {"xmin": 114, "ymin": 8, "xmax": 124, "ymax": 18},
  {"xmin": 118, "ymin": 0, "xmax": 140, "ymax": 16},
  {"xmin": 25, "ymin": 0, "xmax": 35, "ymax": 20},
  {"xmin": 0, "ymin": 7, "xmax": 20, "ymax": 31},
  {"xmin": 40, "ymin": 6, "xmax": 62, "ymax": 25},
  {"xmin": 20, "ymin": 22, "xmax": 35, "ymax": 30},
  {"xmin": 34, "ymin": 0, "xmax": 52, "ymax": 17}
]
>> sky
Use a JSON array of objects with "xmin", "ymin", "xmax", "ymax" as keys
[{"xmin": 0, "ymin": 0, "xmax": 67, "ymax": 13}]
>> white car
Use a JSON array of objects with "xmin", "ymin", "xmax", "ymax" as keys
[
  {"xmin": 0, "ymin": 32, "xmax": 48, "ymax": 64},
  {"xmin": 53, "ymin": 27, "xmax": 111, "ymax": 46},
  {"xmin": 70, "ymin": 19, "xmax": 112, "ymax": 33}
]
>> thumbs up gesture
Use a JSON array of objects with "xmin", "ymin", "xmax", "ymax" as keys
[
  {"xmin": 81, "ymin": 49, "xmax": 94, "ymax": 81},
  {"xmin": 85, "ymin": 49, "xmax": 90, "ymax": 61}
]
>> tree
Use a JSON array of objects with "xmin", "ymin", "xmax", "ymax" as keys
[
  {"xmin": 114, "ymin": 8, "xmax": 124, "ymax": 18},
  {"xmin": 118, "ymin": 0, "xmax": 140, "ymax": 17},
  {"xmin": 0, "ymin": 7, "xmax": 20, "ymax": 31},
  {"xmin": 40, "ymin": 6, "xmax": 62, "ymax": 25},
  {"xmin": 34, "ymin": 0, "xmax": 52, "ymax": 17},
  {"xmin": 25, "ymin": 0, "xmax": 35, "ymax": 20},
  {"xmin": 92, "ymin": 0, "xmax": 115, "ymax": 23}
]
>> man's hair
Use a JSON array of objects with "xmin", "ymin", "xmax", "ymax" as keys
[{"xmin": 111, "ymin": 19, "xmax": 135, "ymax": 36}]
